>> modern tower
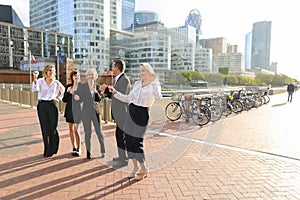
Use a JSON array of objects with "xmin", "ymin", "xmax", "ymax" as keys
[
  {"xmin": 122, "ymin": 0, "xmax": 135, "ymax": 30},
  {"xmin": 29, "ymin": 0, "xmax": 114, "ymax": 72},
  {"xmin": 251, "ymin": 21, "xmax": 271, "ymax": 70},
  {"xmin": 245, "ymin": 32, "xmax": 252, "ymax": 70},
  {"xmin": 134, "ymin": 11, "xmax": 159, "ymax": 25},
  {"xmin": 185, "ymin": 9, "xmax": 202, "ymax": 44},
  {"xmin": 0, "ymin": 4, "xmax": 24, "ymax": 26}
]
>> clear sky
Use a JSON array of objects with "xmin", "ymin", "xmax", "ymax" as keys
[{"xmin": 2, "ymin": 0, "xmax": 299, "ymax": 79}]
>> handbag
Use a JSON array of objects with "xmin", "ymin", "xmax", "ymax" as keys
[{"xmin": 93, "ymin": 101, "xmax": 101, "ymax": 114}]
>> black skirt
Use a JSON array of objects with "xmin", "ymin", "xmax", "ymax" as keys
[{"xmin": 124, "ymin": 103, "xmax": 149, "ymax": 138}]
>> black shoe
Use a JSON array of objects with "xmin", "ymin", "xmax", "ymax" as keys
[
  {"xmin": 113, "ymin": 161, "xmax": 128, "ymax": 168},
  {"xmin": 43, "ymin": 153, "xmax": 53, "ymax": 158},
  {"xmin": 76, "ymin": 148, "xmax": 81, "ymax": 156},
  {"xmin": 71, "ymin": 148, "xmax": 77, "ymax": 156},
  {"xmin": 87, "ymin": 150, "xmax": 91, "ymax": 159}
]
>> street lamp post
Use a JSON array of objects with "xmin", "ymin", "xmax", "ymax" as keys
[
  {"xmin": 9, "ymin": 41, "xmax": 14, "ymax": 69},
  {"xmin": 56, "ymin": 46, "xmax": 60, "ymax": 81}
]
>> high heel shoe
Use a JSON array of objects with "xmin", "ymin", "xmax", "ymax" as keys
[
  {"xmin": 87, "ymin": 150, "xmax": 91, "ymax": 159},
  {"xmin": 134, "ymin": 169, "xmax": 148, "ymax": 181},
  {"xmin": 128, "ymin": 167, "xmax": 139, "ymax": 179}
]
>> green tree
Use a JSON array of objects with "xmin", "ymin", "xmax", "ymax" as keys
[
  {"xmin": 255, "ymin": 73, "xmax": 273, "ymax": 86},
  {"xmin": 190, "ymin": 71, "xmax": 204, "ymax": 80},
  {"xmin": 203, "ymin": 73, "xmax": 223, "ymax": 84},
  {"xmin": 169, "ymin": 72, "xmax": 187, "ymax": 84},
  {"xmin": 219, "ymin": 67, "xmax": 229, "ymax": 75},
  {"xmin": 225, "ymin": 74, "xmax": 238, "ymax": 85}
]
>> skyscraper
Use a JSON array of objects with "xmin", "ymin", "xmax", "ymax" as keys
[
  {"xmin": 251, "ymin": 21, "xmax": 271, "ymax": 70},
  {"xmin": 244, "ymin": 32, "xmax": 252, "ymax": 70},
  {"xmin": 185, "ymin": 9, "xmax": 202, "ymax": 44},
  {"xmin": 0, "ymin": 5, "xmax": 24, "ymax": 26},
  {"xmin": 134, "ymin": 11, "xmax": 159, "ymax": 25},
  {"xmin": 122, "ymin": 0, "xmax": 135, "ymax": 30},
  {"xmin": 30, "ymin": 0, "xmax": 113, "ymax": 72}
]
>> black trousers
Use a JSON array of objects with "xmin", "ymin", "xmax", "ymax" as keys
[
  {"xmin": 115, "ymin": 125, "xmax": 127, "ymax": 161},
  {"xmin": 288, "ymin": 92, "xmax": 293, "ymax": 102},
  {"xmin": 37, "ymin": 100, "xmax": 60, "ymax": 157}
]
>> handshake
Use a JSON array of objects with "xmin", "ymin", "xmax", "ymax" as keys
[{"xmin": 100, "ymin": 84, "xmax": 116, "ymax": 95}]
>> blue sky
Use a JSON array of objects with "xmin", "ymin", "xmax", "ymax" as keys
[{"xmin": 2, "ymin": 0, "xmax": 300, "ymax": 79}]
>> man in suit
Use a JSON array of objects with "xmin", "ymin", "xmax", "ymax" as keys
[{"xmin": 101, "ymin": 59, "xmax": 131, "ymax": 168}]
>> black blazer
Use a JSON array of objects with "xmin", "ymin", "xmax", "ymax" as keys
[{"xmin": 76, "ymin": 82, "xmax": 101, "ymax": 116}]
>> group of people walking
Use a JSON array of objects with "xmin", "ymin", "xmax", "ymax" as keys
[{"xmin": 32, "ymin": 59, "xmax": 162, "ymax": 181}]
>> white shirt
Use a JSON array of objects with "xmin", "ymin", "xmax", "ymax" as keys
[
  {"xmin": 114, "ymin": 81, "xmax": 162, "ymax": 107},
  {"xmin": 114, "ymin": 73, "xmax": 123, "ymax": 86},
  {"xmin": 32, "ymin": 78, "xmax": 65, "ymax": 101}
]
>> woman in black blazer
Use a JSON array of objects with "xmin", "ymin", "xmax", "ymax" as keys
[
  {"xmin": 62, "ymin": 70, "xmax": 82, "ymax": 156},
  {"xmin": 74, "ymin": 68, "xmax": 106, "ymax": 159}
]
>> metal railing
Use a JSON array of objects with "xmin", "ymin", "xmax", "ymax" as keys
[{"xmin": 0, "ymin": 83, "xmax": 113, "ymax": 122}]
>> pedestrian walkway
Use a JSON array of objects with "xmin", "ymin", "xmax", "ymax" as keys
[{"xmin": 1, "ymin": 91, "xmax": 300, "ymax": 199}]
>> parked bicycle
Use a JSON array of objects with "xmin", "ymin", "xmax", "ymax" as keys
[{"xmin": 165, "ymin": 93, "xmax": 211, "ymax": 126}]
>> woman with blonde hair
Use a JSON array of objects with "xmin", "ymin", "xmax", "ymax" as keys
[
  {"xmin": 32, "ymin": 64, "xmax": 65, "ymax": 157},
  {"xmin": 109, "ymin": 63, "xmax": 162, "ymax": 181},
  {"xmin": 74, "ymin": 68, "xmax": 106, "ymax": 159}
]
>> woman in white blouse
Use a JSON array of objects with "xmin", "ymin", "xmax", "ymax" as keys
[
  {"xmin": 109, "ymin": 63, "xmax": 162, "ymax": 181},
  {"xmin": 32, "ymin": 65, "xmax": 65, "ymax": 157}
]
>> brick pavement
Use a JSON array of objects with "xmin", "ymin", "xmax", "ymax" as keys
[{"xmin": 1, "ymin": 91, "xmax": 300, "ymax": 199}]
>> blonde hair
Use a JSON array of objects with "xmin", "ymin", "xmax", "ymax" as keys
[
  {"xmin": 86, "ymin": 68, "xmax": 98, "ymax": 79},
  {"xmin": 42, "ymin": 64, "xmax": 56, "ymax": 78},
  {"xmin": 141, "ymin": 63, "xmax": 155, "ymax": 75}
]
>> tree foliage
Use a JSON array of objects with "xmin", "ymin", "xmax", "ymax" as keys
[
  {"xmin": 219, "ymin": 67, "xmax": 229, "ymax": 75},
  {"xmin": 168, "ymin": 70, "xmax": 297, "ymax": 87},
  {"xmin": 203, "ymin": 73, "xmax": 223, "ymax": 85}
]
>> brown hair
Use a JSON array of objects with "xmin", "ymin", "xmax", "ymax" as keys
[{"xmin": 70, "ymin": 70, "xmax": 78, "ymax": 84}]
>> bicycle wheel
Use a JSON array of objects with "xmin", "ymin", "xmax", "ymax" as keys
[
  {"xmin": 231, "ymin": 100, "xmax": 243, "ymax": 113},
  {"xmin": 209, "ymin": 104, "xmax": 223, "ymax": 122},
  {"xmin": 263, "ymin": 95, "xmax": 270, "ymax": 104},
  {"xmin": 223, "ymin": 103, "xmax": 232, "ymax": 116},
  {"xmin": 165, "ymin": 102, "xmax": 182, "ymax": 121},
  {"xmin": 191, "ymin": 104, "xmax": 211, "ymax": 126}
]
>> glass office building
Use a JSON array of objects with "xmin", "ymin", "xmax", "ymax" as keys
[
  {"xmin": 122, "ymin": 0, "xmax": 135, "ymax": 30},
  {"xmin": 0, "ymin": 5, "xmax": 24, "ymax": 26},
  {"xmin": 251, "ymin": 21, "xmax": 271, "ymax": 70},
  {"xmin": 134, "ymin": 11, "xmax": 159, "ymax": 25},
  {"xmin": 0, "ymin": 21, "xmax": 73, "ymax": 71},
  {"xmin": 30, "ymin": 0, "xmax": 112, "ymax": 72},
  {"xmin": 185, "ymin": 9, "xmax": 202, "ymax": 45}
]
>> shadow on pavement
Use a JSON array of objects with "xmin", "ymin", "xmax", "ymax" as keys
[
  {"xmin": 272, "ymin": 102, "xmax": 288, "ymax": 107},
  {"xmin": 1, "ymin": 159, "xmax": 115, "ymax": 200},
  {"xmin": 73, "ymin": 177, "xmax": 137, "ymax": 200}
]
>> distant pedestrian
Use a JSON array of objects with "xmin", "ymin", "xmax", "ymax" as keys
[
  {"xmin": 287, "ymin": 82, "xmax": 295, "ymax": 103},
  {"xmin": 108, "ymin": 63, "xmax": 162, "ymax": 181},
  {"xmin": 62, "ymin": 70, "xmax": 82, "ymax": 156},
  {"xmin": 32, "ymin": 65, "xmax": 65, "ymax": 157}
]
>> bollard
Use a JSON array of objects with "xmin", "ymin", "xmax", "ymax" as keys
[
  {"xmin": 103, "ymin": 99, "xmax": 108, "ymax": 123},
  {"xmin": 9, "ymin": 84, "xmax": 13, "ymax": 103},
  {"xmin": 103, "ymin": 98, "xmax": 112, "ymax": 123},
  {"xmin": 2, "ymin": 83, "xmax": 5, "ymax": 89},
  {"xmin": 19, "ymin": 85, "xmax": 23, "ymax": 105}
]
